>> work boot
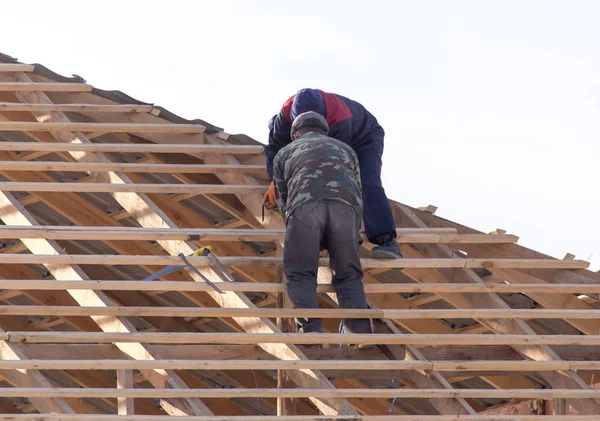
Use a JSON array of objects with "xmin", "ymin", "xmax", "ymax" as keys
[{"xmin": 371, "ymin": 239, "xmax": 402, "ymax": 259}]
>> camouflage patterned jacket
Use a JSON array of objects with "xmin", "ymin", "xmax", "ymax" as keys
[{"xmin": 273, "ymin": 131, "xmax": 362, "ymax": 222}]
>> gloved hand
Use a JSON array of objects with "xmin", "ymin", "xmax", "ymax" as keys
[{"xmin": 262, "ymin": 180, "xmax": 277, "ymax": 210}]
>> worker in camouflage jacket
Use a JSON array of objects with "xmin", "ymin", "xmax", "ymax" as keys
[
  {"xmin": 264, "ymin": 88, "xmax": 402, "ymax": 259},
  {"xmin": 273, "ymin": 111, "xmax": 371, "ymax": 335}
]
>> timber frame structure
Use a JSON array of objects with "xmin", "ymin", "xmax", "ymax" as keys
[{"xmin": 0, "ymin": 52, "xmax": 597, "ymax": 421}]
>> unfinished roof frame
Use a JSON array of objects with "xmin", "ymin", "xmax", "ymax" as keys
[{"xmin": 0, "ymin": 55, "xmax": 597, "ymax": 419}]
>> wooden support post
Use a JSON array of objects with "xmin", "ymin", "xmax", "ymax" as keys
[{"xmin": 117, "ymin": 370, "xmax": 134, "ymax": 415}]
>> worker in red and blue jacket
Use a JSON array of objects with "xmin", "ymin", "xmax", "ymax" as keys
[{"xmin": 263, "ymin": 88, "xmax": 402, "ymax": 259}]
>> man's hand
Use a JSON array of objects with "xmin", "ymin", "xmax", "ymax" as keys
[{"xmin": 262, "ymin": 180, "xmax": 277, "ymax": 210}]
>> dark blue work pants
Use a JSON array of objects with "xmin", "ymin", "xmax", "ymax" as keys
[{"xmin": 354, "ymin": 135, "xmax": 397, "ymax": 244}]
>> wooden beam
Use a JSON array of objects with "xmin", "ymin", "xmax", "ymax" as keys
[
  {"xmin": 10, "ymin": 331, "xmax": 600, "ymax": 345},
  {"xmin": 0, "ymin": 82, "xmax": 92, "ymax": 92},
  {"xmin": 0, "ymin": 142, "xmax": 264, "ymax": 154},
  {"xmin": 117, "ymin": 370, "xmax": 134, "ymax": 415},
  {"xmin": 0, "ymin": 103, "xmax": 152, "ymax": 112},
  {"xmin": 0, "ymin": 280, "xmax": 597, "ymax": 294},
  {"xmin": 0, "ymin": 181, "xmax": 266, "ymax": 194},
  {"xmin": 2, "ymin": 305, "xmax": 600, "ymax": 320},
  {"xmin": 0, "ymin": 161, "xmax": 265, "ymax": 174},
  {"xmin": 0, "ymin": 64, "xmax": 35, "ymax": 72},
  {"xmin": 0, "ymin": 253, "xmax": 587, "ymax": 269},
  {"xmin": 0, "ymin": 121, "xmax": 205, "ymax": 132},
  {"xmin": 1, "ymin": 388, "xmax": 600, "ymax": 399},
  {"xmin": 0, "ymin": 359, "xmax": 597, "ymax": 371},
  {"xmin": 0, "ymin": 415, "xmax": 594, "ymax": 421},
  {"xmin": 0, "ymin": 226, "xmax": 460, "ymax": 241}
]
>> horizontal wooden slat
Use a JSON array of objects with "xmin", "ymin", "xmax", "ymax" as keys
[
  {"xmin": 0, "ymin": 359, "xmax": 596, "ymax": 371},
  {"xmin": 0, "ymin": 227, "xmax": 508, "ymax": 244},
  {"xmin": 0, "ymin": 415, "xmax": 593, "ymax": 421},
  {"xmin": 0, "ymin": 254, "xmax": 587, "ymax": 269},
  {"xmin": 8, "ymin": 332, "xmax": 600, "ymax": 345},
  {"xmin": 0, "ymin": 64, "xmax": 35, "ymax": 72},
  {"xmin": 0, "ymin": 82, "xmax": 92, "ymax": 92},
  {"xmin": 0, "ymin": 161, "xmax": 265, "ymax": 174},
  {"xmin": 0, "ymin": 122, "xmax": 205, "ymax": 133},
  {"xmin": 0, "ymin": 387, "xmax": 596, "ymax": 399},
  {"xmin": 0, "ymin": 142, "xmax": 264, "ymax": 154},
  {"xmin": 0, "ymin": 103, "xmax": 153, "ymax": 113},
  {"xmin": 1, "ymin": 305, "xmax": 599, "ymax": 320},
  {"xmin": 0, "ymin": 280, "xmax": 597, "ymax": 294},
  {"xmin": 0, "ymin": 182, "xmax": 266, "ymax": 194}
]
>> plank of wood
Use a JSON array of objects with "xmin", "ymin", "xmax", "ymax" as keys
[
  {"xmin": 0, "ymin": 359, "xmax": 597, "ymax": 371},
  {"xmin": 0, "ymin": 415, "xmax": 594, "ymax": 421},
  {"xmin": 9, "ymin": 332, "xmax": 600, "ymax": 346},
  {"xmin": 0, "ymin": 226, "xmax": 459, "ymax": 241},
  {"xmin": 0, "ymin": 387, "xmax": 599, "ymax": 399},
  {"xmin": 0, "ymin": 122, "xmax": 205, "ymax": 132},
  {"xmin": 2, "ymin": 305, "xmax": 600, "ymax": 320},
  {"xmin": 0, "ymin": 103, "xmax": 152, "ymax": 112},
  {"xmin": 0, "ymin": 280, "xmax": 597, "ymax": 294},
  {"xmin": 0, "ymin": 142, "xmax": 264, "ymax": 154},
  {"xmin": 0, "ymin": 64, "xmax": 35, "ymax": 72},
  {"xmin": 117, "ymin": 370, "xmax": 134, "ymax": 415},
  {"xmin": 0, "ymin": 253, "xmax": 587, "ymax": 269},
  {"xmin": 0, "ymin": 83, "xmax": 92, "ymax": 92},
  {"xmin": 0, "ymin": 182, "xmax": 266, "ymax": 194},
  {"xmin": 0, "ymin": 161, "xmax": 265, "ymax": 174}
]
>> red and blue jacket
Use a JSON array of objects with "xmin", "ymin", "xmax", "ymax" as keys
[{"xmin": 265, "ymin": 90, "xmax": 384, "ymax": 180}]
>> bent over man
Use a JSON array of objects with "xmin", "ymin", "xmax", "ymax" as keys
[
  {"xmin": 264, "ymin": 88, "xmax": 401, "ymax": 259},
  {"xmin": 273, "ymin": 111, "xmax": 371, "ymax": 335}
]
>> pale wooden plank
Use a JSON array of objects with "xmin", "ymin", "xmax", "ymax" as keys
[
  {"xmin": 9, "ymin": 332, "xmax": 600, "ymax": 346},
  {"xmin": 0, "ymin": 359, "xmax": 597, "ymax": 371},
  {"xmin": 117, "ymin": 370, "xmax": 134, "ymax": 415},
  {"xmin": 0, "ymin": 161, "xmax": 264, "ymax": 174},
  {"xmin": 0, "ymin": 254, "xmax": 588, "ymax": 269},
  {"xmin": 0, "ymin": 142, "xmax": 263, "ymax": 154},
  {"xmin": 0, "ymin": 182, "xmax": 266, "ymax": 194},
  {"xmin": 0, "ymin": 226, "xmax": 459, "ymax": 241},
  {"xmin": 0, "ymin": 64, "xmax": 35, "ymax": 72},
  {"xmin": 1, "ymin": 305, "xmax": 600, "ymax": 320},
  {"xmin": 0, "ymin": 83, "xmax": 92, "ymax": 92},
  {"xmin": 0, "ymin": 122, "xmax": 204, "ymax": 132},
  {"xmin": 0, "ymin": 387, "xmax": 599, "ymax": 399},
  {"xmin": 0, "ymin": 103, "xmax": 152, "ymax": 112},
  {"xmin": 1, "ymin": 280, "xmax": 597, "ymax": 294},
  {"xmin": 0, "ymin": 415, "xmax": 594, "ymax": 421}
]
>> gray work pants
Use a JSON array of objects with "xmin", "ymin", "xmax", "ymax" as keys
[{"xmin": 284, "ymin": 201, "xmax": 372, "ymax": 334}]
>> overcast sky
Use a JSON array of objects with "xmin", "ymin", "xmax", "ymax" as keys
[{"xmin": 3, "ymin": 0, "xmax": 599, "ymax": 269}]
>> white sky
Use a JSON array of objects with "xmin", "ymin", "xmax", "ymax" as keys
[{"xmin": 3, "ymin": 0, "xmax": 599, "ymax": 269}]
